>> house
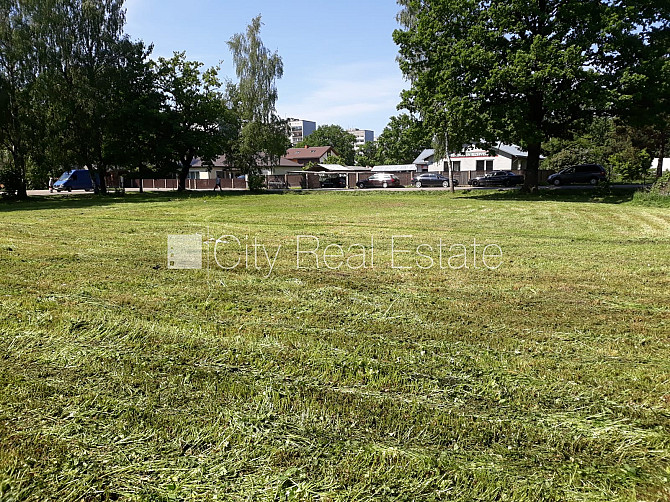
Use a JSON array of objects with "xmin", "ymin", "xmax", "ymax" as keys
[
  {"xmin": 189, "ymin": 154, "xmax": 301, "ymax": 179},
  {"xmin": 284, "ymin": 146, "xmax": 338, "ymax": 167},
  {"xmin": 260, "ymin": 157, "xmax": 301, "ymax": 176},
  {"xmin": 189, "ymin": 156, "xmax": 238, "ymax": 180},
  {"xmin": 414, "ymin": 144, "xmax": 532, "ymax": 172}
]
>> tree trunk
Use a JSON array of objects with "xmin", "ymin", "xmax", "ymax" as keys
[
  {"xmin": 522, "ymin": 142, "xmax": 541, "ymax": 193},
  {"xmin": 178, "ymin": 163, "xmax": 189, "ymax": 191},
  {"xmin": 11, "ymin": 150, "xmax": 28, "ymax": 200},
  {"xmin": 96, "ymin": 165, "xmax": 107, "ymax": 194}
]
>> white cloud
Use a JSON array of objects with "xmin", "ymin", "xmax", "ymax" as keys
[{"xmin": 276, "ymin": 61, "xmax": 407, "ymax": 135}]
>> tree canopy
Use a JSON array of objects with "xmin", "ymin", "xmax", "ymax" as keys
[
  {"xmin": 295, "ymin": 124, "xmax": 357, "ymax": 165},
  {"xmin": 375, "ymin": 114, "xmax": 432, "ymax": 165},
  {"xmin": 227, "ymin": 15, "xmax": 289, "ymax": 180},
  {"xmin": 394, "ymin": 0, "xmax": 666, "ymax": 190}
]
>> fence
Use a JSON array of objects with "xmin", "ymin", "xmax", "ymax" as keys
[{"xmin": 126, "ymin": 169, "xmax": 555, "ymax": 191}]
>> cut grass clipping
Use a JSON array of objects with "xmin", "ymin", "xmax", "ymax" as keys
[{"xmin": 1, "ymin": 189, "xmax": 669, "ymax": 501}]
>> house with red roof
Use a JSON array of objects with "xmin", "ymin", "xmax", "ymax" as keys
[{"xmin": 284, "ymin": 146, "xmax": 338, "ymax": 167}]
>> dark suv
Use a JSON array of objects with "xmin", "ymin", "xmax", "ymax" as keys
[{"xmin": 548, "ymin": 164, "xmax": 607, "ymax": 186}]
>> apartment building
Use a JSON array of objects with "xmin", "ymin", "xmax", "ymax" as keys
[
  {"xmin": 348, "ymin": 129, "xmax": 374, "ymax": 150},
  {"xmin": 288, "ymin": 118, "xmax": 317, "ymax": 145}
]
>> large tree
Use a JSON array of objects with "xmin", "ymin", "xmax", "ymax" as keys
[
  {"xmin": 40, "ymin": 0, "xmax": 129, "ymax": 194},
  {"xmin": 227, "ymin": 15, "xmax": 289, "ymax": 182},
  {"xmin": 295, "ymin": 124, "xmax": 357, "ymax": 165},
  {"xmin": 154, "ymin": 52, "xmax": 237, "ymax": 192},
  {"xmin": 610, "ymin": 0, "xmax": 669, "ymax": 177},
  {"xmin": 0, "ymin": 0, "xmax": 44, "ymax": 198},
  {"xmin": 394, "ymin": 0, "xmax": 656, "ymax": 191}
]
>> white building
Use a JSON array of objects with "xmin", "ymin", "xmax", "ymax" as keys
[
  {"xmin": 288, "ymin": 118, "xmax": 317, "ymax": 145},
  {"xmin": 414, "ymin": 144, "xmax": 531, "ymax": 172},
  {"xmin": 348, "ymin": 129, "xmax": 374, "ymax": 150}
]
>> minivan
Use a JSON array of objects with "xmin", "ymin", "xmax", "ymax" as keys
[
  {"xmin": 53, "ymin": 169, "xmax": 96, "ymax": 192},
  {"xmin": 547, "ymin": 164, "xmax": 607, "ymax": 186}
]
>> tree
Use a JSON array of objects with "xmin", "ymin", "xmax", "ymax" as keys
[
  {"xmin": 0, "ymin": 0, "xmax": 43, "ymax": 198},
  {"xmin": 355, "ymin": 141, "xmax": 378, "ymax": 167},
  {"xmin": 610, "ymin": 1, "xmax": 669, "ymax": 177},
  {"xmin": 154, "ymin": 52, "xmax": 237, "ymax": 192},
  {"xmin": 394, "ymin": 0, "xmax": 655, "ymax": 191},
  {"xmin": 295, "ymin": 124, "xmax": 356, "ymax": 165},
  {"xmin": 542, "ymin": 117, "xmax": 654, "ymax": 181},
  {"xmin": 39, "ymin": 0, "xmax": 129, "ymax": 194},
  {"xmin": 227, "ymin": 15, "xmax": 289, "ymax": 180},
  {"xmin": 375, "ymin": 113, "xmax": 431, "ymax": 165}
]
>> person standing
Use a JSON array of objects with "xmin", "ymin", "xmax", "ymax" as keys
[
  {"xmin": 48, "ymin": 176, "xmax": 54, "ymax": 193},
  {"xmin": 214, "ymin": 174, "xmax": 222, "ymax": 191}
]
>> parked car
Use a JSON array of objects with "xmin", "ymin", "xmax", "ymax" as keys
[
  {"xmin": 468, "ymin": 171, "xmax": 525, "ymax": 187},
  {"xmin": 547, "ymin": 164, "xmax": 607, "ymax": 186},
  {"xmin": 411, "ymin": 173, "xmax": 459, "ymax": 188},
  {"xmin": 320, "ymin": 176, "xmax": 347, "ymax": 188},
  {"xmin": 357, "ymin": 173, "xmax": 402, "ymax": 189},
  {"xmin": 53, "ymin": 169, "xmax": 96, "ymax": 192}
]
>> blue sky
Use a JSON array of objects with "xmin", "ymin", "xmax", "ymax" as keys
[{"xmin": 124, "ymin": 0, "xmax": 408, "ymax": 138}]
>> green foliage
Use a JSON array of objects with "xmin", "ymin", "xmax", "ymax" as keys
[
  {"xmin": 227, "ymin": 16, "xmax": 287, "ymax": 176},
  {"xmin": 542, "ymin": 118, "xmax": 655, "ymax": 181},
  {"xmin": 227, "ymin": 15, "xmax": 282, "ymax": 125},
  {"xmin": 354, "ymin": 141, "xmax": 378, "ymax": 167},
  {"xmin": 375, "ymin": 113, "xmax": 431, "ymax": 165},
  {"xmin": 295, "ymin": 124, "xmax": 356, "ymax": 165},
  {"xmin": 246, "ymin": 173, "xmax": 265, "ymax": 191},
  {"xmin": 650, "ymin": 172, "xmax": 670, "ymax": 196},
  {"xmin": 611, "ymin": 0, "xmax": 669, "ymax": 176},
  {"xmin": 154, "ymin": 52, "xmax": 237, "ymax": 191},
  {"xmin": 324, "ymin": 154, "xmax": 346, "ymax": 166},
  {"xmin": 632, "ymin": 172, "xmax": 670, "ymax": 206},
  {"xmin": 0, "ymin": 0, "xmax": 45, "ymax": 197},
  {"xmin": 608, "ymin": 147, "xmax": 652, "ymax": 182},
  {"xmin": 394, "ymin": 0, "xmax": 662, "ymax": 190}
]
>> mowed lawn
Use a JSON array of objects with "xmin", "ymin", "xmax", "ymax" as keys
[{"xmin": 0, "ymin": 189, "xmax": 669, "ymax": 501}]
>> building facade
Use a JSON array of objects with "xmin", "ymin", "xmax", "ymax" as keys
[
  {"xmin": 414, "ymin": 144, "xmax": 530, "ymax": 172},
  {"xmin": 347, "ymin": 129, "xmax": 374, "ymax": 150},
  {"xmin": 288, "ymin": 118, "xmax": 317, "ymax": 145}
]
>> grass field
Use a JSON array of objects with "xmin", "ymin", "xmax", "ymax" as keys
[{"xmin": 1, "ymin": 189, "xmax": 669, "ymax": 501}]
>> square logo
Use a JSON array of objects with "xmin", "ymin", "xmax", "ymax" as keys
[{"xmin": 167, "ymin": 234, "xmax": 202, "ymax": 269}]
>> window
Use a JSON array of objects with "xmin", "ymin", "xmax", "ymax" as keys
[
  {"xmin": 486, "ymin": 160, "xmax": 494, "ymax": 171},
  {"xmin": 452, "ymin": 161, "xmax": 461, "ymax": 171},
  {"xmin": 476, "ymin": 160, "xmax": 485, "ymax": 171}
]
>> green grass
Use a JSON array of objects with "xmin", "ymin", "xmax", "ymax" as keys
[{"xmin": 1, "ymin": 189, "xmax": 669, "ymax": 501}]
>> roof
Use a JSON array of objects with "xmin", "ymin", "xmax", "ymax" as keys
[
  {"xmin": 371, "ymin": 164, "xmax": 417, "ymax": 172},
  {"xmin": 414, "ymin": 144, "xmax": 535, "ymax": 163},
  {"xmin": 285, "ymin": 146, "xmax": 336, "ymax": 160},
  {"xmin": 413, "ymin": 149, "xmax": 435, "ymax": 165},
  {"xmin": 494, "ymin": 144, "xmax": 530, "ymax": 158}
]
